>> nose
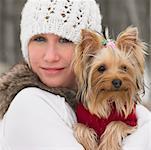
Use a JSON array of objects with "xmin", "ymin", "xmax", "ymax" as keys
[
  {"xmin": 112, "ymin": 79, "xmax": 122, "ymax": 89},
  {"xmin": 43, "ymin": 43, "xmax": 60, "ymax": 62}
]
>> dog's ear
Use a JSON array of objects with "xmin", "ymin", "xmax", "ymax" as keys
[
  {"xmin": 73, "ymin": 29, "xmax": 105, "ymax": 76},
  {"xmin": 79, "ymin": 29, "xmax": 105, "ymax": 55},
  {"xmin": 116, "ymin": 27, "xmax": 139, "ymax": 52},
  {"xmin": 73, "ymin": 30, "xmax": 105, "ymax": 94},
  {"xmin": 116, "ymin": 27, "xmax": 147, "ymax": 75}
]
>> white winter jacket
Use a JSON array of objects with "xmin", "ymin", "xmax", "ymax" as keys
[{"xmin": 0, "ymin": 87, "xmax": 151, "ymax": 150}]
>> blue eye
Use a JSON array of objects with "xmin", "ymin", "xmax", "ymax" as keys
[
  {"xmin": 33, "ymin": 36, "xmax": 47, "ymax": 42},
  {"xmin": 59, "ymin": 38, "xmax": 72, "ymax": 43}
]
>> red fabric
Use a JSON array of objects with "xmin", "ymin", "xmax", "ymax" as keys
[{"xmin": 76, "ymin": 103, "xmax": 137, "ymax": 137}]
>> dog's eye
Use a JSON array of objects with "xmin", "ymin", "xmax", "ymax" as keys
[
  {"xmin": 121, "ymin": 65, "xmax": 128, "ymax": 72},
  {"xmin": 98, "ymin": 65, "xmax": 106, "ymax": 73}
]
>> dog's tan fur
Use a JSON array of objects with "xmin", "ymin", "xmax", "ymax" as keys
[{"xmin": 73, "ymin": 27, "xmax": 147, "ymax": 150}]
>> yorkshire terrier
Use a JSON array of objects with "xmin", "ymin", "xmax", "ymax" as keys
[{"xmin": 73, "ymin": 27, "xmax": 147, "ymax": 150}]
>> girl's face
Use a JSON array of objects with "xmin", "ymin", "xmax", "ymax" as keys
[{"xmin": 28, "ymin": 33, "xmax": 76, "ymax": 88}]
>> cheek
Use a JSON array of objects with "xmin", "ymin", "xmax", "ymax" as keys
[
  {"xmin": 64, "ymin": 45, "xmax": 75, "ymax": 62},
  {"xmin": 66, "ymin": 50, "xmax": 74, "ymax": 62},
  {"xmin": 28, "ymin": 44, "xmax": 43, "ymax": 64}
]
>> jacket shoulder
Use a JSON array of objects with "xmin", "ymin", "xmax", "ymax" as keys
[{"xmin": 122, "ymin": 104, "xmax": 151, "ymax": 150}]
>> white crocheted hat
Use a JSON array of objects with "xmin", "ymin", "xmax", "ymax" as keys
[{"xmin": 20, "ymin": 0, "xmax": 102, "ymax": 62}]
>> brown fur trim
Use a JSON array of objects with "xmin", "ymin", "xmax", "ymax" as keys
[{"xmin": 0, "ymin": 62, "xmax": 77, "ymax": 119}]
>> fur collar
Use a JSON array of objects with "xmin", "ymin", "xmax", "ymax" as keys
[{"xmin": 0, "ymin": 62, "xmax": 77, "ymax": 119}]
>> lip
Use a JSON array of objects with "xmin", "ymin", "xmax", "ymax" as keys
[{"xmin": 41, "ymin": 67, "xmax": 65, "ymax": 75}]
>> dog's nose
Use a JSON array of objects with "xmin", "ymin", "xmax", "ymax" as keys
[{"xmin": 112, "ymin": 79, "xmax": 122, "ymax": 89}]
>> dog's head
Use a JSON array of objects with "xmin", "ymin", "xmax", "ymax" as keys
[{"xmin": 73, "ymin": 27, "xmax": 147, "ymax": 118}]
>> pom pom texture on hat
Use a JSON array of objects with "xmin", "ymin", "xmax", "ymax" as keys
[{"xmin": 20, "ymin": 0, "xmax": 102, "ymax": 62}]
